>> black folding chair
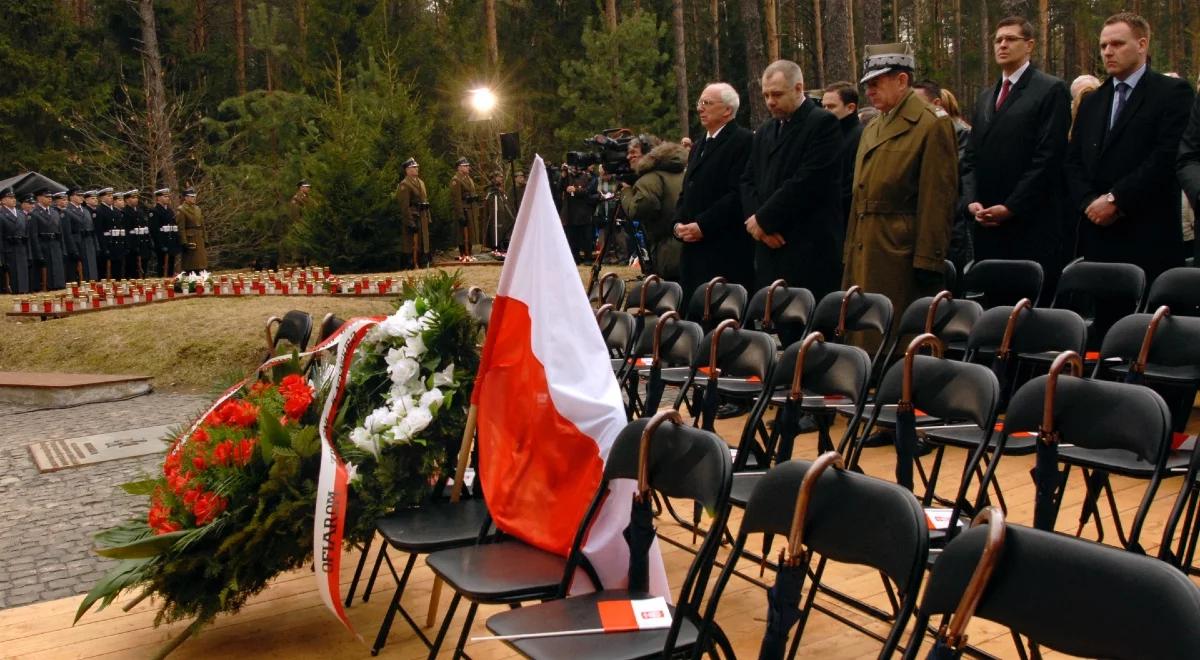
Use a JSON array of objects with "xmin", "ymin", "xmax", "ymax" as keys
[
  {"xmin": 809, "ymin": 286, "xmax": 894, "ymax": 385},
  {"xmin": 316, "ymin": 312, "xmax": 344, "ymax": 343},
  {"xmin": 684, "ymin": 276, "xmax": 748, "ymax": 333},
  {"xmin": 1161, "ymin": 448, "xmax": 1200, "ymax": 576},
  {"xmin": 1146, "ymin": 266, "xmax": 1200, "ymax": 317},
  {"xmin": 596, "ymin": 303, "xmax": 637, "ymax": 364},
  {"xmin": 960, "ymin": 259, "xmax": 1044, "ymax": 309},
  {"xmin": 1004, "ymin": 351, "xmax": 1179, "ymax": 552},
  {"xmin": 483, "ymin": 411, "xmax": 736, "ymax": 660},
  {"xmin": 264, "ymin": 309, "xmax": 313, "ymax": 356},
  {"xmin": 705, "ymin": 452, "xmax": 929, "ymax": 659},
  {"xmin": 619, "ymin": 311, "xmax": 704, "ymax": 418},
  {"xmin": 744, "ymin": 280, "xmax": 816, "ymax": 346},
  {"xmin": 906, "ymin": 517, "xmax": 1200, "ymax": 660},
  {"xmin": 1050, "ymin": 258, "xmax": 1146, "ymax": 352},
  {"xmin": 588, "ymin": 271, "xmax": 626, "ymax": 308},
  {"xmin": 623, "ymin": 274, "xmax": 683, "ymax": 316}
]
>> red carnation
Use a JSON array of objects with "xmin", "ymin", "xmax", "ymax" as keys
[
  {"xmin": 249, "ymin": 380, "xmax": 271, "ymax": 397},
  {"xmin": 154, "ymin": 520, "xmax": 182, "ymax": 535},
  {"xmin": 213, "ymin": 440, "xmax": 235, "ymax": 467},
  {"xmin": 278, "ymin": 374, "xmax": 314, "ymax": 421},
  {"xmin": 192, "ymin": 492, "xmax": 227, "ymax": 526},
  {"xmin": 192, "ymin": 453, "xmax": 207, "ymax": 471},
  {"xmin": 182, "ymin": 485, "xmax": 204, "ymax": 511},
  {"xmin": 168, "ymin": 470, "xmax": 193, "ymax": 495},
  {"xmin": 163, "ymin": 451, "xmax": 182, "ymax": 477},
  {"xmin": 235, "ymin": 438, "xmax": 257, "ymax": 466},
  {"xmin": 191, "ymin": 426, "xmax": 210, "ymax": 444},
  {"xmin": 212, "ymin": 399, "xmax": 259, "ymax": 429}
]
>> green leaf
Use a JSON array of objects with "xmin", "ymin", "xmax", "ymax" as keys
[
  {"xmin": 93, "ymin": 520, "xmax": 154, "ymax": 548},
  {"xmin": 74, "ymin": 557, "xmax": 153, "ymax": 624},
  {"xmin": 257, "ymin": 409, "xmax": 292, "ymax": 465},
  {"xmin": 95, "ymin": 530, "xmax": 188, "ymax": 559},
  {"xmin": 119, "ymin": 479, "xmax": 159, "ymax": 496},
  {"xmin": 291, "ymin": 426, "xmax": 319, "ymax": 459}
]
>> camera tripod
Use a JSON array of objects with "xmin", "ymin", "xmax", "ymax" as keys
[{"xmin": 585, "ymin": 200, "xmax": 653, "ymax": 298}]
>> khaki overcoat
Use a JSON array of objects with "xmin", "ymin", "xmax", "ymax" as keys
[
  {"xmin": 396, "ymin": 175, "xmax": 432, "ymax": 256},
  {"xmin": 177, "ymin": 200, "xmax": 208, "ymax": 272}
]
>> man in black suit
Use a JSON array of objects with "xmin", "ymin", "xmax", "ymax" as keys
[
  {"xmin": 1179, "ymin": 80, "xmax": 1200, "ymax": 263},
  {"xmin": 741, "ymin": 59, "xmax": 843, "ymax": 299},
  {"xmin": 963, "ymin": 15, "xmax": 1071, "ymax": 297},
  {"xmin": 1065, "ymin": 12, "xmax": 1194, "ymax": 283},
  {"xmin": 673, "ymin": 82, "xmax": 753, "ymax": 304}
]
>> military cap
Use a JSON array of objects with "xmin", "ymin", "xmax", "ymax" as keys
[
  {"xmin": 52, "ymin": 191, "xmax": 68, "ymax": 199},
  {"xmin": 35, "ymin": 188, "xmax": 52, "ymax": 198},
  {"xmin": 84, "ymin": 190, "xmax": 98, "ymax": 198},
  {"xmin": 455, "ymin": 157, "xmax": 471, "ymax": 167},
  {"xmin": 154, "ymin": 187, "xmax": 170, "ymax": 196},
  {"xmin": 183, "ymin": 188, "xmax": 196, "ymax": 197},
  {"xmin": 97, "ymin": 187, "xmax": 114, "ymax": 196},
  {"xmin": 21, "ymin": 194, "xmax": 35, "ymax": 204},
  {"xmin": 860, "ymin": 43, "xmax": 916, "ymax": 84},
  {"xmin": 298, "ymin": 180, "xmax": 311, "ymax": 188},
  {"xmin": 0, "ymin": 188, "xmax": 13, "ymax": 199},
  {"xmin": 66, "ymin": 188, "xmax": 81, "ymax": 196},
  {"xmin": 124, "ymin": 189, "xmax": 140, "ymax": 199},
  {"xmin": 403, "ymin": 157, "xmax": 419, "ymax": 169}
]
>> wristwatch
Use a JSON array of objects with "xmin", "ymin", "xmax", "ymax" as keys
[{"xmin": 1104, "ymin": 192, "xmax": 1116, "ymax": 204}]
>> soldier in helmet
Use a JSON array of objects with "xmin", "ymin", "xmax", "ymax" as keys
[
  {"xmin": 0, "ymin": 187, "xmax": 33, "ymax": 293},
  {"xmin": 151, "ymin": 187, "xmax": 180, "ymax": 276},
  {"xmin": 396, "ymin": 158, "xmax": 432, "ymax": 269},
  {"xmin": 450, "ymin": 157, "xmax": 480, "ymax": 262}
]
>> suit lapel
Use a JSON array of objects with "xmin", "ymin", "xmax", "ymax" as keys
[
  {"xmin": 768, "ymin": 99, "xmax": 814, "ymax": 158},
  {"xmin": 1103, "ymin": 72, "xmax": 1150, "ymax": 152},
  {"xmin": 862, "ymin": 92, "xmax": 920, "ymax": 157},
  {"xmin": 689, "ymin": 125, "xmax": 728, "ymax": 177}
]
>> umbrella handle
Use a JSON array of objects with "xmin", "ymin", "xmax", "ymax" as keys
[
  {"xmin": 631, "ymin": 273, "xmax": 662, "ymax": 317},
  {"xmin": 902, "ymin": 333, "xmax": 944, "ymax": 405},
  {"xmin": 835, "ymin": 286, "xmax": 864, "ymax": 338},
  {"xmin": 996, "ymin": 298, "xmax": 1032, "ymax": 361},
  {"xmin": 638, "ymin": 409, "xmax": 683, "ymax": 498},
  {"xmin": 707, "ymin": 319, "xmax": 741, "ymax": 384},
  {"xmin": 264, "ymin": 316, "xmax": 282, "ymax": 355},
  {"xmin": 468, "ymin": 286, "xmax": 484, "ymax": 304},
  {"xmin": 941, "ymin": 507, "xmax": 1007, "ymax": 650},
  {"xmin": 1041, "ymin": 351, "xmax": 1083, "ymax": 438},
  {"xmin": 786, "ymin": 451, "xmax": 844, "ymax": 563},
  {"xmin": 595, "ymin": 303, "xmax": 614, "ymax": 323},
  {"xmin": 789, "ymin": 332, "xmax": 825, "ymax": 401},
  {"xmin": 598, "ymin": 271, "xmax": 619, "ymax": 305},
  {"xmin": 703, "ymin": 276, "xmax": 727, "ymax": 323},
  {"xmin": 1132, "ymin": 305, "xmax": 1169, "ymax": 375},
  {"xmin": 762, "ymin": 278, "xmax": 788, "ymax": 330},
  {"xmin": 651, "ymin": 310, "xmax": 680, "ymax": 368},
  {"xmin": 924, "ymin": 290, "xmax": 954, "ymax": 335}
]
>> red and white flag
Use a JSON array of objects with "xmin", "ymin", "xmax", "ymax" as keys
[{"xmin": 473, "ymin": 154, "xmax": 668, "ymax": 597}]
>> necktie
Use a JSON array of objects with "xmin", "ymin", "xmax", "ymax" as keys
[
  {"xmin": 995, "ymin": 78, "xmax": 1012, "ymax": 110},
  {"xmin": 774, "ymin": 119, "xmax": 784, "ymax": 140},
  {"xmin": 1111, "ymin": 81, "xmax": 1130, "ymax": 128}
]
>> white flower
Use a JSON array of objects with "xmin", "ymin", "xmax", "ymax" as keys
[
  {"xmin": 386, "ymin": 352, "xmax": 420, "ymax": 385},
  {"xmin": 403, "ymin": 332, "xmax": 427, "ymax": 359},
  {"xmin": 432, "ymin": 363, "xmax": 456, "ymax": 387},
  {"xmin": 349, "ymin": 427, "xmax": 378, "ymax": 457},
  {"xmin": 405, "ymin": 406, "xmax": 434, "ymax": 435},
  {"xmin": 419, "ymin": 388, "xmax": 444, "ymax": 412},
  {"xmin": 398, "ymin": 299, "xmax": 419, "ymax": 320}
]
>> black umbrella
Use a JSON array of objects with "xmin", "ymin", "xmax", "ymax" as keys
[
  {"xmin": 695, "ymin": 319, "xmax": 739, "ymax": 431},
  {"xmin": 1032, "ymin": 351, "xmax": 1082, "ymax": 532},
  {"xmin": 758, "ymin": 451, "xmax": 844, "ymax": 660},
  {"xmin": 989, "ymin": 299, "xmax": 1032, "ymax": 406},
  {"xmin": 776, "ymin": 333, "xmax": 826, "ymax": 461},
  {"xmin": 895, "ymin": 334, "xmax": 943, "ymax": 491},
  {"xmin": 626, "ymin": 410, "xmax": 680, "ymax": 592},
  {"xmin": 640, "ymin": 311, "xmax": 680, "ymax": 414},
  {"xmin": 924, "ymin": 508, "xmax": 1008, "ymax": 660}
]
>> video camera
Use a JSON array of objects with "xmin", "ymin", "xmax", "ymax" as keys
[{"xmin": 566, "ymin": 128, "xmax": 638, "ymax": 182}]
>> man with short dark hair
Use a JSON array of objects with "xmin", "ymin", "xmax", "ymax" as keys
[
  {"xmin": 741, "ymin": 60, "xmax": 843, "ymax": 302},
  {"xmin": 843, "ymin": 43, "xmax": 958, "ymax": 326},
  {"xmin": 1066, "ymin": 12, "xmax": 1194, "ymax": 283},
  {"xmin": 822, "ymin": 81, "xmax": 863, "ymax": 231},
  {"xmin": 962, "ymin": 16, "xmax": 1071, "ymax": 298}
]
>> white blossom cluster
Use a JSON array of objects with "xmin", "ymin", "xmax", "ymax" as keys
[
  {"xmin": 174, "ymin": 270, "xmax": 211, "ymax": 286},
  {"xmin": 348, "ymin": 299, "xmax": 457, "ymax": 457}
]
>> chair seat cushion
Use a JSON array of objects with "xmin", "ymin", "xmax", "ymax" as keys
[
  {"xmin": 1108, "ymin": 363, "xmax": 1200, "ymax": 385},
  {"xmin": 921, "ymin": 425, "xmax": 1037, "ymax": 455},
  {"xmin": 1057, "ymin": 446, "xmax": 1191, "ymax": 477},
  {"xmin": 730, "ymin": 471, "xmax": 767, "ymax": 507},
  {"xmin": 641, "ymin": 365, "xmax": 692, "ymax": 384},
  {"xmin": 485, "ymin": 590, "xmax": 701, "ymax": 660},
  {"xmin": 375, "ymin": 498, "xmax": 489, "ymax": 552},
  {"xmin": 836, "ymin": 405, "xmax": 938, "ymax": 426},
  {"xmin": 425, "ymin": 540, "xmax": 565, "ymax": 602}
]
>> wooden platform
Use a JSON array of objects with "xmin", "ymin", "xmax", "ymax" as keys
[
  {"xmin": 2, "ymin": 412, "xmax": 1197, "ymax": 659},
  {"xmin": 0, "ymin": 372, "xmax": 152, "ymax": 407}
]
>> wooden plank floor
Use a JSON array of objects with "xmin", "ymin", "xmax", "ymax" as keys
[{"xmin": 3, "ymin": 409, "xmax": 1198, "ymax": 659}]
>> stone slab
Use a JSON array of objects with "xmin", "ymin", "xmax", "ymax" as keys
[
  {"xmin": 0, "ymin": 372, "xmax": 153, "ymax": 407},
  {"xmin": 26, "ymin": 424, "xmax": 174, "ymax": 473}
]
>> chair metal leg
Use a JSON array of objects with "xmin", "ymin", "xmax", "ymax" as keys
[
  {"xmin": 363, "ymin": 543, "xmax": 389, "ymax": 603},
  {"xmin": 427, "ymin": 591, "xmax": 463, "ymax": 660},
  {"xmin": 372, "ymin": 553, "xmax": 419, "ymax": 656},
  {"xmin": 1074, "ymin": 468, "xmax": 1107, "ymax": 543},
  {"xmin": 451, "ymin": 601, "xmax": 480, "ymax": 660},
  {"xmin": 344, "ymin": 535, "xmax": 374, "ymax": 607}
]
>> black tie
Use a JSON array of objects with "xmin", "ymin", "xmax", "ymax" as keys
[
  {"xmin": 1110, "ymin": 81, "xmax": 1130, "ymax": 129},
  {"xmin": 774, "ymin": 119, "xmax": 784, "ymax": 140}
]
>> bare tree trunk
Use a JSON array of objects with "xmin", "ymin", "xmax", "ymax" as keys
[
  {"xmin": 605, "ymin": 0, "xmax": 617, "ymax": 31},
  {"xmin": 822, "ymin": 0, "xmax": 852, "ymax": 87},
  {"xmin": 892, "ymin": 0, "xmax": 899, "ymax": 40},
  {"xmin": 234, "ymin": 0, "xmax": 247, "ymax": 94},
  {"xmin": 672, "ymin": 0, "xmax": 689, "ymax": 137},
  {"xmin": 740, "ymin": 0, "xmax": 770, "ymax": 124},
  {"xmin": 1038, "ymin": 0, "xmax": 1049, "ymax": 71},
  {"xmin": 192, "ymin": 0, "xmax": 208, "ymax": 53},
  {"xmin": 847, "ymin": 0, "xmax": 856, "ymax": 78},
  {"xmin": 1170, "ymin": 0, "xmax": 1184, "ymax": 72},
  {"xmin": 485, "ymin": 0, "xmax": 499, "ymax": 69},
  {"xmin": 980, "ymin": 0, "xmax": 990, "ymax": 85},
  {"xmin": 710, "ymin": 0, "xmax": 720, "ymax": 78},
  {"xmin": 862, "ymin": 0, "xmax": 881, "ymax": 46},
  {"xmin": 764, "ymin": 0, "xmax": 780, "ymax": 61},
  {"xmin": 812, "ymin": 0, "xmax": 825, "ymax": 87},
  {"xmin": 953, "ymin": 0, "xmax": 962, "ymax": 93},
  {"xmin": 1000, "ymin": 0, "xmax": 1030, "ymax": 17},
  {"xmin": 136, "ymin": 0, "xmax": 179, "ymax": 196}
]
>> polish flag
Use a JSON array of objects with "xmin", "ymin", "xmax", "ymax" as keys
[{"xmin": 472, "ymin": 155, "xmax": 668, "ymax": 597}]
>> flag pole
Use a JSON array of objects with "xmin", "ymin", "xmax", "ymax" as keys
[{"xmin": 426, "ymin": 402, "xmax": 479, "ymax": 627}]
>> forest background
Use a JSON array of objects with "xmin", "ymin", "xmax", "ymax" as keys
[{"xmin": 2, "ymin": 0, "xmax": 1197, "ymax": 271}]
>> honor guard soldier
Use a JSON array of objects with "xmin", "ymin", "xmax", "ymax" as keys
[
  {"xmin": 396, "ymin": 158, "xmax": 432, "ymax": 269},
  {"xmin": 71, "ymin": 189, "xmax": 100, "ymax": 281},
  {"xmin": 151, "ymin": 188, "xmax": 180, "ymax": 276},
  {"xmin": 483, "ymin": 171, "xmax": 514, "ymax": 252},
  {"xmin": 0, "ymin": 188, "xmax": 33, "ymax": 294},
  {"xmin": 286, "ymin": 180, "xmax": 312, "ymax": 266},
  {"xmin": 31, "ymin": 189, "xmax": 66, "ymax": 291},
  {"xmin": 450, "ymin": 157, "xmax": 480, "ymax": 262},
  {"xmin": 96, "ymin": 187, "xmax": 126, "ymax": 279},
  {"xmin": 178, "ymin": 188, "xmax": 208, "ymax": 273},
  {"xmin": 123, "ymin": 190, "xmax": 154, "ymax": 277},
  {"xmin": 55, "ymin": 191, "xmax": 81, "ymax": 283}
]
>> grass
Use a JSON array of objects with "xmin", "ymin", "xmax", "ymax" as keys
[{"xmin": 0, "ymin": 264, "xmax": 637, "ymax": 392}]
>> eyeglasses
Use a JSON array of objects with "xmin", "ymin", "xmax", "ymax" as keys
[
  {"xmin": 994, "ymin": 35, "xmax": 1031, "ymax": 45},
  {"xmin": 696, "ymin": 98, "xmax": 723, "ymax": 109}
]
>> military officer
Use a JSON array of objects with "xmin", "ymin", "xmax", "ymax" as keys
[
  {"xmin": 0, "ymin": 188, "xmax": 33, "ymax": 294},
  {"xmin": 151, "ymin": 188, "xmax": 179, "ymax": 276},
  {"xmin": 396, "ymin": 158, "xmax": 432, "ymax": 269},
  {"xmin": 97, "ymin": 188, "xmax": 129, "ymax": 279},
  {"xmin": 178, "ymin": 188, "xmax": 208, "ymax": 273},
  {"xmin": 843, "ymin": 43, "xmax": 958, "ymax": 333},
  {"xmin": 123, "ymin": 190, "xmax": 154, "ymax": 277},
  {"xmin": 449, "ymin": 157, "xmax": 480, "ymax": 262},
  {"xmin": 71, "ymin": 189, "xmax": 100, "ymax": 281},
  {"xmin": 29, "ymin": 189, "xmax": 66, "ymax": 290},
  {"xmin": 54, "ymin": 191, "xmax": 80, "ymax": 282}
]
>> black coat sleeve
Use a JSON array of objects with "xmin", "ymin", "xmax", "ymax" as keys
[
  {"xmin": 694, "ymin": 130, "xmax": 751, "ymax": 237},
  {"xmin": 754, "ymin": 113, "xmax": 841, "ymax": 235},
  {"xmin": 1110, "ymin": 77, "xmax": 1195, "ymax": 216},
  {"xmin": 1004, "ymin": 78, "xmax": 1071, "ymax": 219},
  {"xmin": 1064, "ymin": 93, "xmax": 1100, "ymax": 213},
  {"xmin": 1178, "ymin": 92, "xmax": 1200, "ymax": 208}
]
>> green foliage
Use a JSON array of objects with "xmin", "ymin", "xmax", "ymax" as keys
[{"xmin": 555, "ymin": 10, "xmax": 675, "ymax": 145}]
